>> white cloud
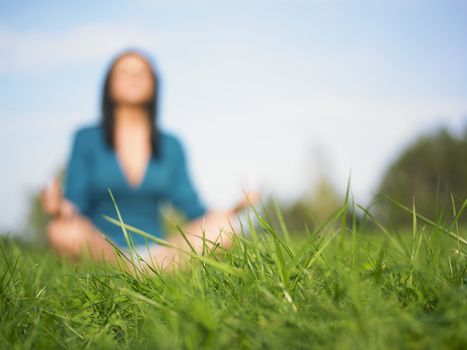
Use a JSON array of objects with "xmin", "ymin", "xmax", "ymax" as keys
[{"xmin": 0, "ymin": 23, "xmax": 164, "ymax": 73}]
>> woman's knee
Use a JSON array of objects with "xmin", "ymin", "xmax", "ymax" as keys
[{"xmin": 47, "ymin": 217, "xmax": 92, "ymax": 256}]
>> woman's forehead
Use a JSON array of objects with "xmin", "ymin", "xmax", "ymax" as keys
[{"xmin": 113, "ymin": 53, "xmax": 151, "ymax": 71}]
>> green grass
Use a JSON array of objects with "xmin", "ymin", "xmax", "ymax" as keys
[{"xmin": 1, "ymin": 200, "xmax": 466, "ymax": 349}]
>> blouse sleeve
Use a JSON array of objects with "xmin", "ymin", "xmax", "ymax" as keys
[
  {"xmin": 167, "ymin": 136, "xmax": 208, "ymax": 220},
  {"xmin": 63, "ymin": 129, "xmax": 92, "ymax": 217}
]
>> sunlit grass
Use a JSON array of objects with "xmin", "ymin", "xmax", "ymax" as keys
[{"xmin": 1, "ymin": 197, "xmax": 466, "ymax": 349}]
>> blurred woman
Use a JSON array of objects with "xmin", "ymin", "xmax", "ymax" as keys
[{"xmin": 40, "ymin": 49, "xmax": 258, "ymax": 272}]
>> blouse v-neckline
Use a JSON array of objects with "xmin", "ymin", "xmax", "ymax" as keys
[{"xmin": 112, "ymin": 151, "xmax": 151, "ymax": 191}]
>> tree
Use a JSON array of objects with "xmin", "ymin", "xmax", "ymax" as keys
[{"xmin": 375, "ymin": 126, "xmax": 467, "ymax": 226}]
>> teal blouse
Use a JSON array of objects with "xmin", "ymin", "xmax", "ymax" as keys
[{"xmin": 63, "ymin": 123, "xmax": 207, "ymax": 248}]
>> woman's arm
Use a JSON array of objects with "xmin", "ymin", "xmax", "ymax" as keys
[
  {"xmin": 167, "ymin": 136, "xmax": 208, "ymax": 221},
  {"xmin": 41, "ymin": 128, "xmax": 92, "ymax": 220},
  {"xmin": 62, "ymin": 129, "xmax": 92, "ymax": 217}
]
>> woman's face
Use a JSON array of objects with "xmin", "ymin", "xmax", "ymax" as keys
[{"xmin": 110, "ymin": 54, "xmax": 154, "ymax": 106}]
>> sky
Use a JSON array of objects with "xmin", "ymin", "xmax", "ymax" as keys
[{"xmin": 1, "ymin": 0, "xmax": 466, "ymax": 234}]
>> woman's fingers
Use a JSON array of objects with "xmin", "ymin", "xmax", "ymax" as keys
[
  {"xmin": 232, "ymin": 190, "xmax": 261, "ymax": 214},
  {"xmin": 40, "ymin": 186, "xmax": 57, "ymax": 214},
  {"xmin": 40, "ymin": 177, "xmax": 63, "ymax": 215},
  {"xmin": 244, "ymin": 190, "xmax": 261, "ymax": 206},
  {"xmin": 50, "ymin": 177, "xmax": 62, "ymax": 197}
]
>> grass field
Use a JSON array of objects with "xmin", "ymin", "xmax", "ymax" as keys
[{"xmin": 1, "ymin": 200, "xmax": 466, "ymax": 349}]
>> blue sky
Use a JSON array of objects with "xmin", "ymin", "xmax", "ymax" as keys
[{"xmin": 1, "ymin": 0, "xmax": 466, "ymax": 233}]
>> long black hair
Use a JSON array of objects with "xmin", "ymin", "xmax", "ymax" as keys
[{"xmin": 101, "ymin": 49, "xmax": 160, "ymax": 159}]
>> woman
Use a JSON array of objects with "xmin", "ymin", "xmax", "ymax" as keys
[{"xmin": 40, "ymin": 49, "xmax": 258, "ymax": 272}]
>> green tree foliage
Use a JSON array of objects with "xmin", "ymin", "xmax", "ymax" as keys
[
  {"xmin": 24, "ymin": 192, "xmax": 49, "ymax": 245},
  {"xmin": 376, "ymin": 126, "xmax": 467, "ymax": 226}
]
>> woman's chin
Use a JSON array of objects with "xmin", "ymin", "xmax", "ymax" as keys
[{"xmin": 114, "ymin": 95, "xmax": 152, "ymax": 106}]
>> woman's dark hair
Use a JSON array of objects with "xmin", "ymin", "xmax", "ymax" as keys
[{"xmin": 101, "ymin": 49, "xmax": 160, "ymax": 159}]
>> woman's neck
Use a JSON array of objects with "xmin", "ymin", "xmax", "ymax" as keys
[{"xmin": 114, "ymin": 105, "xmax": 149, "ymax": 129}]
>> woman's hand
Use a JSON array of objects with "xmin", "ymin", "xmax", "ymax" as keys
[
  {"xmin": 40, "ymin": 177, "xmax": 62, "ymax": 216},
  {"xmin": 231, "ymin": 190, "xmax": 261, "ymax": 214},
  {"xmin": 40, "ymin": 177, "xmax": 76, "ymax": 218}
]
